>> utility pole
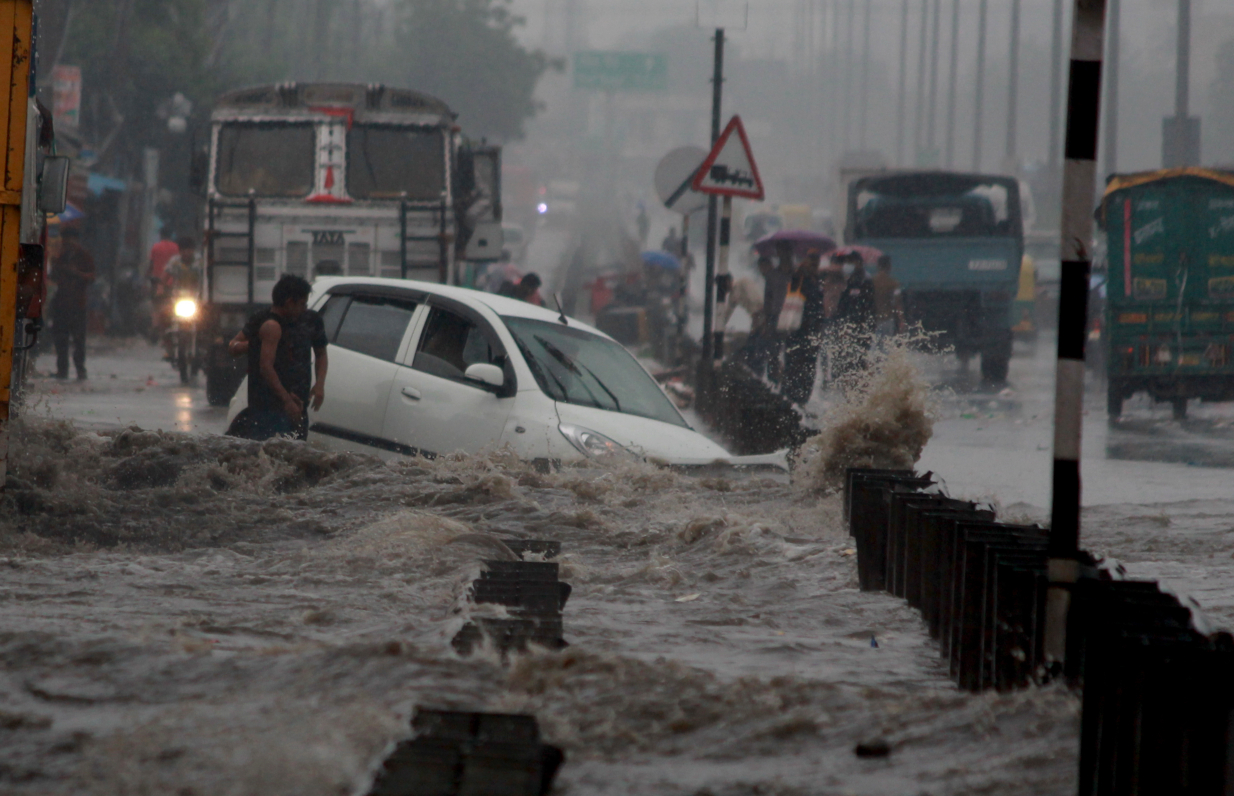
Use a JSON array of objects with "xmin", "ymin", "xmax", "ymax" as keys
[
  {"xmin": 972, "ymin": 0, "xmax": 987, "ymax": 170},
  {"xmin": 1045, "ymin": 0, "xmax": 1108, "ymax": 665},
  {"xmin": 1048, "ymin": 0, "xmax": 1064, "ymax": 169},
  {"xmin": 896, "ymin": 0, "xmax": 909, "ymax": 166},
  {"xmin": 842, "ymin": 0, "xmax": 854, "ymax": 151},
  {"xmin": 1163, "ymin": 0, "xmax": 1198, "ymax": 166},
  {"xmin": 860, "ymin": 0, "xmax": 871, "ymax": 146},
  {"xmin": 1103, "ymin": 0, "xmax": 1120, "ymax": 174},
  {"xmin": 913, "ymin": 0, "xmax": 928, "ymax": 163},
  {"xmin": 1005, "ymin": 0, "xmax": 1021, "ymax": 171},
  {"xmin": 700, "ymin": 28, "xmax": 724, "ymax": 365},
  {"xmin": 927, "ymin": 0, "xmax": 940, "ymax": 161},
  {"xmin": 944, "ymin": 0, "xmax": 960, "ymax": 168}
]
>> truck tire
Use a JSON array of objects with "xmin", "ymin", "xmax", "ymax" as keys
[
  {"xmin": 980, "ymin": 331, "xmax": 1013, "ymax": 385},
  {"xmin": 206, "ymin": 367, "xmax": 237, "ymax": 407},
  {"xmin": 1107, "ymin": 382, "xmax": 1123, "ymax": 420}
]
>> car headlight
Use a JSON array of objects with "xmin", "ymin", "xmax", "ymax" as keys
[
  {"xmin": 558, "ymin": 424, "xmax": 630, "ymax": 458},
  {"xmin": 174, "ymin": 298, "xmax": 199, "ymax": 319}
]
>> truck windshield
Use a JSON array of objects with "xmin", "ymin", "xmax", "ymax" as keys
[
  {"xmin": 348, "ymin": 125, "xmax": 444, "ymax": 201},
  {"xmin": 215, "ymin": 123, "xmax": 315, "ymax": 197},
  {"xmin": 853, "ymin": 175, "xmax": 1019, "ymax": 239},
  {"xmin": 502, "ymin": 317, "xmax": 687, "ymax": 428}
]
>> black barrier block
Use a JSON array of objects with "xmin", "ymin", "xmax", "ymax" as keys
[
  {"xmin": 471, "ymin": 580, "xmax": 568, "ymax": 614},
  {"xmin": 935, "ymin": 518, "xmax": 1019, "ymax": 664},
  {"xmin": 367, "ymin": 710, "xmax": 563, "ymax": 796},
  {"xmin": 990, "ymin": 556, "xmax": 1048, "ymax": 691},
  {"xmin": 985, "ymin": 549, "xmax": 1047, "ymax": 691},
  {"xmin": 920, "ymin": 508, "xmax": 996, "ymax": 642},
  {"xmin": 502, "ymin": 540, "xmax": 563, "ymax": 560},
  {"xmin": 482, "ymin": 561, "xmax": 560, "ymax": 581},
  {"xmin": 1064, "ymin": 580, "xmax": 1193, "ymax": 686},
  {"xmin": 891, "ymin": 495, "xmax": 975, "ymax": 608},
  {"xmin": 1078, "ymin": 628, "xmax": 1212, "ymax": 796},
  {"xmin": 451, "ymin": 617, "xmax": 567, "ymax": 657},
  {"xmin": 849, "ymin": 473, "xmax": 934, "ymax": 591},
  {"xmin": 844, "ymin": 468, "xmax": 914, "ymax": 524},
  {"xmin": 950, "ymin": 524, "xmax": 1045, "ymax": 690}
]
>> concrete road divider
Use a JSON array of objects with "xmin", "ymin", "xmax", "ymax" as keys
[
  {"xmin": 452, "ymin": 543, "xmax": 570, "ymax": 658},
  {"xmin": 844, "ymin": 465, "xmax": 1234, "ymax": 791},
  {"xmin": 364, "ymin": 708, "xmax": 564, "ymax": 796}
]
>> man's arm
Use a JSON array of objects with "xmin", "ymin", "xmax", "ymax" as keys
[
  {"xmin": 258, "ymin": 319, "xmax": 302, "ymax": 422},
  {"xmin": 228, "ymin": 330, "xmax": 249, "ymax": 357},
  {"xmin": 310, "ymin": 346, "xmax": 328, "ymax": 411}
]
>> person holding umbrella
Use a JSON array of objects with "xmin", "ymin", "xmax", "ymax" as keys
[{"xmin": 782, "ymin": 248, "xmax": 825, "ymax": 405}]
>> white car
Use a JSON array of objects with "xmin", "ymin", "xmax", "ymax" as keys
[{"xmin": 227, "ymin": 277, "xmax": 747, "ymax": 467}]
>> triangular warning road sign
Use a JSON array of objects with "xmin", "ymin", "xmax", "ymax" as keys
[{"xmin": 692, "ymin": 115, "xmax": 765, "ymax": 200}]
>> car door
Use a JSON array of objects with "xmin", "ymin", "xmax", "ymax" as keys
[
  {"xmin": 307, "ymin": 292, "xmax": 420, "ymax": 457},
  {"xmin": 382, "ymin": 302, "xmax": 515, "ymax": 457}
]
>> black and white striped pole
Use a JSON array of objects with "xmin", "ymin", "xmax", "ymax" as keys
[{"xmin": 1045, "ymin": 0, "xmax": 1108, "ymax": 664}]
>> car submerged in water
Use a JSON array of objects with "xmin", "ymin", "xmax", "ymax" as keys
[{"xmin": 226, "ymin": 277, "xmax": 759, "ymax": 467}]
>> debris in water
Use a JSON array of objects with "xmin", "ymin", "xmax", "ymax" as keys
[{"xmin": 855, "ymin": 737, "xmax": 892, "ymax": 758}]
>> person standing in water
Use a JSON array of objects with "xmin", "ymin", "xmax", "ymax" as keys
[{"xmin": 227, "ymin": 275, "xmax": 328, "ymax": 440}]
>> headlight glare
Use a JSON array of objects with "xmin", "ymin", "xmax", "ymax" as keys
[{"xmin": 174, "ymin": 299, "xmax": 199, "ymax": 319}]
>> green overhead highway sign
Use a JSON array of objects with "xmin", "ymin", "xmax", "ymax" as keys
[{"xmin": 573, "ymin": 51, "xmax": 668, "ymax": 92}]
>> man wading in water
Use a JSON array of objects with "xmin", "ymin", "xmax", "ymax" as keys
[{"xmin": 226, "ymin": 275, "xmax": 328, "ymax": 440}]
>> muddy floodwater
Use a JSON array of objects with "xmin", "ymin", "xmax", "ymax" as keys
[{"xmin": 5, "ymin": 338, "xmax": 1234, "ymax": 795}]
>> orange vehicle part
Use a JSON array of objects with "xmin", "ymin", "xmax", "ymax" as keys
[{"xmin": 0, "ymin": 0, "xmax": 32, "ymax": 484}]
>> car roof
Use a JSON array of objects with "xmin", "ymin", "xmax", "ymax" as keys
[{"xmin": 310, "ymin": 276, "xmax": 614, "ymax": 339}]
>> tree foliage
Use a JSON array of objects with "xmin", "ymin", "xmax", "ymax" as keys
[{"xmin": 41, "ymin": 0, "xmax": 548, "ymax": 176}]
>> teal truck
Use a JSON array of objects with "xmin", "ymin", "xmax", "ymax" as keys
[
  {"xmin": 847, "ymin": 171, "xmax": 1023, "ymax": 382},
  {"xmin": 1100, "ymin": 168, "xmax": 1234, "ymax": 419}
]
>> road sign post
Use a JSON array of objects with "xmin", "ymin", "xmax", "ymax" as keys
[{"xmin": 692, "ymin": 114, "xmax": 765, "ymax": 362}]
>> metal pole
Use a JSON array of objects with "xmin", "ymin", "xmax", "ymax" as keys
[
  {"xmin": 860, "ymin": 0, "xmax": 871, "ymax": 145},
  {"xmin": 972, "ymin": 0, "xmax": 987, "ymax": 170},
  {"xmin": 1103, "ymin": 0, "xmax": 1119, "ymax": 174},
  {"xmin": 701, "ymin": 28, "xmax": 724, "ymax": 365},
  {"xmin": 944, "ymin": 0, "xmax": 960, "ymax": 168},
  {"xmin": 914, "ymin": 0, "xmax": 928, "ymax": 162},
  {"xmin": 1176, "ymin": 0, "xmax": 1190, "ymax": 119},
  {"xmin": 1005, "ymin": 0, "xmax": 1021, "ymax": 168},
  {"xmin": 843, "ymin": 0, "xmax": 854, "ymax": 151},
  {"xmin": 1048, "ymin": 0, "xmax": 1065, "ymax": 168},
  {"xmin": 1045, "ymin": 0, "xmax": 1108, "ymax": 664},
  {"xmin": 927, "ymin": 0, "xmax": 940, "ymax": 156},
  {"xmin": 897, "ymin": 0, "xmax": 909, "ymax": 165},
  {"xmin": 715, "ymin": 195, "xmax": 733, "ymax": 358}
]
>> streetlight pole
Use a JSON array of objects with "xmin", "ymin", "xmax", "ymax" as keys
[{"xmin": 700, "ymin": 28, "xmax": 724, "ymax": 366}]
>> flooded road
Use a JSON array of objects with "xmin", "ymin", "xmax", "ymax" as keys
[{"xmin": 3, "ymin": 327, "xmax": 1232, "ymax": 794}]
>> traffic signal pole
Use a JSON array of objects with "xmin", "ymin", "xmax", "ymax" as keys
[
  {"xmin": 0, "ymin": 0, "xmax": 33, "ymax": 487},
  {"xmin": 1045, "ymin": 0, "xmax": 1108, "ymax": 664}
]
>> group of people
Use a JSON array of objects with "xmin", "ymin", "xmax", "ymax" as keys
[{"xmin": 727, "ymin": 243, "xmax": 905, "ymax": 406}]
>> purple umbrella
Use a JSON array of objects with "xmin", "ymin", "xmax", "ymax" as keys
[{"xmin": 752, "ymin": 229, "xmax": 836, "ymax": 260}]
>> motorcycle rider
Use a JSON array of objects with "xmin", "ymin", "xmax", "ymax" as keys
[{"xmin": 160, "ymin": 237, "xmax": 201, "ymax": 360}]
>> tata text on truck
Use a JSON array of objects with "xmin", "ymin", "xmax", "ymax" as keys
[
  {"xmin": 847, "ymin": 171, "xmax": 1023, "ymax": 383},
  {"xmin": 200, "ymin": 82, "xmax": 501, "ymax": 405},
  {"xmin": 1100, "ymin": 168, "xmax": 1234, "ymax": 420}
]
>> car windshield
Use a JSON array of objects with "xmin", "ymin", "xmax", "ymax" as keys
[
  {"xmin": 348, "ymin": 125, "xmax": 445, "ymax": 200},
  {"xmin": 502, "ymin": 317, "xmax": 686, "ymax": 428},
  {"xmin": 215, "ymin": 123, "xmax": 315, "ymax": 197}
]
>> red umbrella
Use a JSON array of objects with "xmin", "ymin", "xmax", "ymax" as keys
[
  {"xmin": 829, "ymin": 245, "xmax": 884, "ymax": 266},
  {"xmin": 752, "ymin": 229, "xmax": 836, "ymax": 260}
]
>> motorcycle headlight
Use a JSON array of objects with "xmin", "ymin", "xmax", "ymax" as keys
[
  {"xmin": 558, "ymin": 424, "xmax": 630, "ymax": 459},
  {"xmin": 174, "ymin": 299, "xmax": 199, "ymax": 319}
]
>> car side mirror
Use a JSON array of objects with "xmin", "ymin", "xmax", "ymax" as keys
[
  {"xmin": 464, "ymin": 362, "xmax": 505, "ymax": 390},
  {"xmin": 38, "ymin": 156, "xmax": 70, "ymax": 215}
]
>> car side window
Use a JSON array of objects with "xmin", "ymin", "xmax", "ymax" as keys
[
  {"xmin": 332, "ymin": 296, "xmax": 417, "ymax": 362},
  {"xmin": 317, "ymin": 295, "xmax": 350, "ymax": 342},
  {"xmin": 413, "ymin": 307, "xmax": 505, "ymax": 382}
]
